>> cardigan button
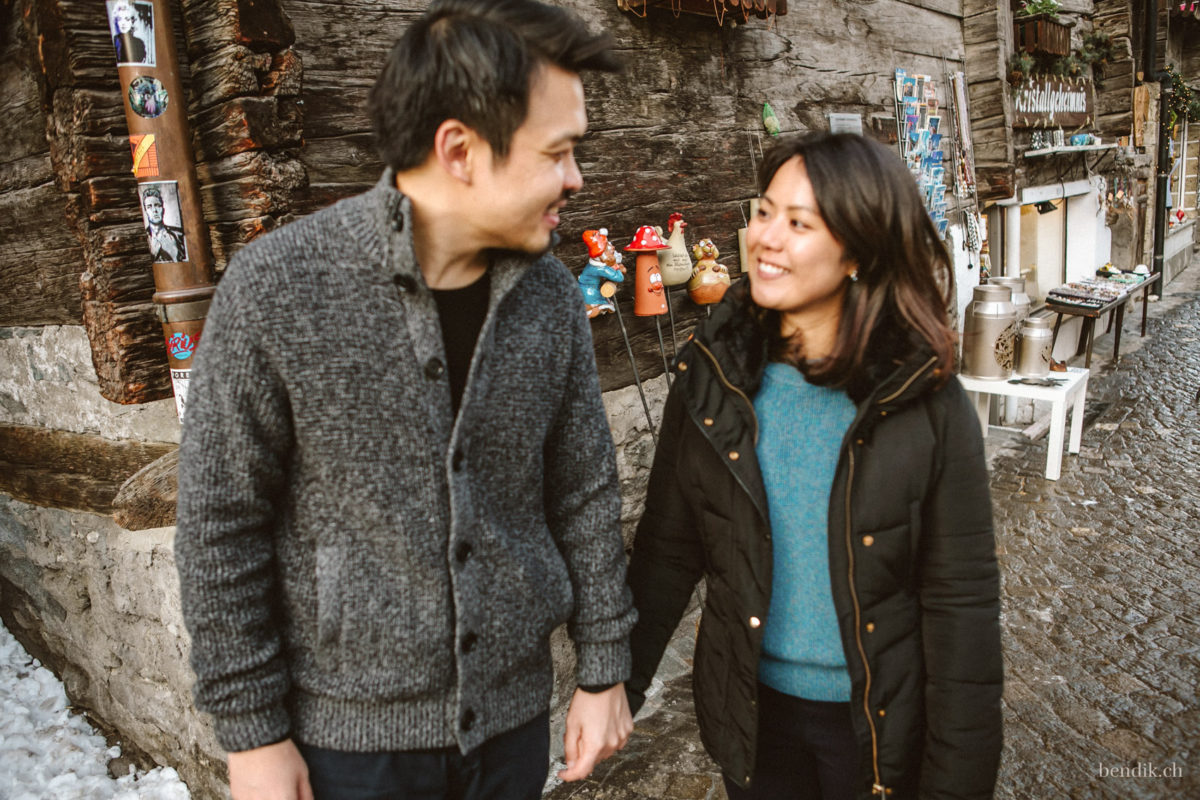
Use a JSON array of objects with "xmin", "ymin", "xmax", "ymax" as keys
[
  {"xmin": 729, "ymin": 450, "xmax": 740, "ymax": 461},
  {"xmin": 393, "ymin": 274, "xmax": 417, "ymax": 293},
  {"xmin": 425, "ymin": 358, "xmax": 445, "ymax": 380},
  {"xmin": 748, "ymin": 616, "xmax": 761, "ymax": 628},
  {"xmin": 703, "ymin": 417, "xmax": 714, "ymax": 426},
  {"xmin": 862, "ymin": 535, "xmax": 875, "ymax": 547}
]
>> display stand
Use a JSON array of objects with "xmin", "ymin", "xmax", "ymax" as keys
[
  {"xmin": 1045, "ymin": 273, "xmax": 1158, "ymax": 367},
  {"xmin": 957, "ymin": 367, "xmax": 1089, "ymax": 481}
]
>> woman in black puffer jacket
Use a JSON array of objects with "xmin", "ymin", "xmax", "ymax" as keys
[{"xmin": 626, "ymin": 133, "xmax": 1002, "ymax": 800}]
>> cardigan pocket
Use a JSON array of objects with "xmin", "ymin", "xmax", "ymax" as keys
[{"xmin": 314, "ymin": 544, "xmax": 344, "ymax": 656}]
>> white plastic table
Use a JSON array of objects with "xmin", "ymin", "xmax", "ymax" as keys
[{"xmin": 957, "ymin": 367, "xmax": 1089, "ymax": 481}]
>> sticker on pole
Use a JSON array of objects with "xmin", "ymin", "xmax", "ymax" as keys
[
  {"xmin": 128, "ymin": 76, "xmax": 169, "ymax": 119},
  {"xmin": 130, "ymin": 134, "xmax": 160, "ymax": 178},
  {"xmin": 166, "ymin": 331, "xmax": 196, "ymax": 361},
  {"xmin": 170, "ymin": 368, "xmax": 191, "ymax": 420}
]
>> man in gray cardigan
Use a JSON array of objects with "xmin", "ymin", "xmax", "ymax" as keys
[{"xmin": 174, "ymin": 2, "xmax": 636, "ymax": 797}]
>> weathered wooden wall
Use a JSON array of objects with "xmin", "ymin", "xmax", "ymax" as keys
[
  {"xmin": 273, "ymin": 0, "xmax": 968, "ymax": 389},
  {"xmin": 0, "ymin": 3, "xmax": 84, "ymax": 327}
]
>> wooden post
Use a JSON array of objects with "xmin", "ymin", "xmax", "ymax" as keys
[{"xmin": 108, "ymin": 0, "xmax": 215, "ymax": 417}]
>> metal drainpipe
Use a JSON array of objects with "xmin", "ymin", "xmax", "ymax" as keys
[
  {"xmin": 1151, "ymin": 76, "xmax": 1172, "ymax": 296},
  {"xmin": 109, "ymin": 0, "xmax": 215, "ymax": 419},
  {"xmin": 1143, "ymin": 0, "xmax": 1168, "ymax": 297}
]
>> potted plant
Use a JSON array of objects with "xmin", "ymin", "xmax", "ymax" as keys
[
  {"xmin": 1051, "ymin": 53, "xmax": 1084, "ymax": 78},
  {"xmin": 1009, "ymin": 51, "xmax": 1036, "ymax": 86},
  {"xmin": 1014, "ymin": 0, "xmax": 1073, "ymax": 57}
]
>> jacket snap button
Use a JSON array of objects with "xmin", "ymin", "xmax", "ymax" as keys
[
  {"xmin": 880, "ymin": 410, "xmax": 888, "ymax": 417},
  {"xmin": 703, "ymin": 417, "xmax": 714, "ymax": 426},
  {"xmin": 425, "ymin": 358, "xmax": 445, "ymax": 380},
  {"xmin": 729, "ymin": 451, "xmax": 740, "ymax": 461},
  {"xmin": 862, "ymin": 535, "xmax": 875, "ymax": 547},
  {"xmin": 678, "ymin": 361, "xmax": 688, "ymax": 371},
  {"xmin": 856, "ymin": 438, "xmax": 864, "ymax": 446},
  {"xmin": 866, "ymin": 622, "xmax": 875, "ymax": 633},
  {"xmin": 748, "ymin": 616, "xmax": 761, "ymax": 628},
  {"xmin": 877, "ymin": 708, "xmax": 886, "ymax": 717}
]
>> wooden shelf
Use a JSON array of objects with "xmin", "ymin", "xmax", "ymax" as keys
[{"xmin": 1023, "ymin": 143, "xmax": 1119, "ymax": 158}]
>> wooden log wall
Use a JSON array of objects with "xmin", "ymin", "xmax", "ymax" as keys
[
  {"xmin": 6, "ymin": 0, "xmax": 970, "ymax": 399},
  {"xmin": 0, "ymin": 3, "xmax": 84, "ymax": 327},
  {"xmin": 964, "ymin": 0, "xmax": 1016, "ymax": 201}
]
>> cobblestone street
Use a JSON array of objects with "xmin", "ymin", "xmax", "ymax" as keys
[{"xmin": 544, "ymin": 260, "xmax": 1200, "ymax": 800}]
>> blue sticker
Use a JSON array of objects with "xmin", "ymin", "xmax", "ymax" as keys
[{"xmin": 167, "ymin": 331, "xmax": 195, "ymax": 360}]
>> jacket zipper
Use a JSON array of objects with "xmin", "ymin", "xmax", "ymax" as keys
[
  {"xmin": 692, "ymin": 340, "xmax": 759, "ymax": 444},
  {"xmin": 844, "ymin": 449, "xmax": 885, "ymax": 797}
]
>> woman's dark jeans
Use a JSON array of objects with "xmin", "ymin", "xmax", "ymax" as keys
[{"xmin": 723, "ymin": 683, "xmax": 860, "ymax": 800}]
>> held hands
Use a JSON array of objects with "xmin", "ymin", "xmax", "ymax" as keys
[
  {"xmin": 558, "ymin": 683, "xmax": 633, "ymax": 782},
  {"xmin": 227, "ymin": 739, "xmax": 313, "ymax": 800}
]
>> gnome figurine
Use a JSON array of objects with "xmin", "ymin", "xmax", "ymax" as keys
[
  {"xmin": 688, "ymin": 238, "xmax": 731, "ymax": 305},
  {"xmin": 578, "ymin": 228, "xmax": 625, "ymax": 318}
]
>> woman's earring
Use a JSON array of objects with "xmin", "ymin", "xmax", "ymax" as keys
[{"xmin": 849, "ymin": 269, "xmax": 859, "ymax": 283}]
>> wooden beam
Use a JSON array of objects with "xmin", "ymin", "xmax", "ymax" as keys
[
  {"xmin": 0, "ymin": 423, "xmax": 175, "ymax": 514},
  {"xmin": 112, "ymin": 448, "xmax": 179, "ymax": 530}
]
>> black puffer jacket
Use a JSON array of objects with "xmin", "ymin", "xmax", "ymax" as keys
[{"xmin": 627, "ymin": 283, "xmax": 1002, "ymax": 799}]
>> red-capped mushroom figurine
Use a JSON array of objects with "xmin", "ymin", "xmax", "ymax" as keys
[{"xmin": 626, "ymin": 225, "xmax": 670, "ymax": 317}]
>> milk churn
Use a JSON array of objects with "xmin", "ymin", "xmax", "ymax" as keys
[
  {"xmin": 961, "ymin": 284, "xmax": 1017, "ymax": 379},
  {"xmin": 1015, "ymin": 316, "xmax": 1054, "ymax": 378},
  {"xmin": 988, "ymin": 276, "xmax": 1030, "ymax": 322}
]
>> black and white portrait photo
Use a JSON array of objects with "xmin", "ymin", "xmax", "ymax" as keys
[
  {"xmin": 138, "ymin": 182, "xmax": 188, "ymax": 263},
  {"xmin": 107, "ymin": 0, "xmax": 155, "ymax": 66}
]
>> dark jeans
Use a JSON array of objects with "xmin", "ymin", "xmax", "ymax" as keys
[
  {"xmin": 296, "ymin": 711, "xmax": 549, "ymax": 800},
  {"xmin": 723, "ymin": 683, "xmax": 859, "ymax": 800}
]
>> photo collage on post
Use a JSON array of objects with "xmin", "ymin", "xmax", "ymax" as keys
[{"xmin": 894, "ymin": 69, "xmax": 949, "ymax": 238}]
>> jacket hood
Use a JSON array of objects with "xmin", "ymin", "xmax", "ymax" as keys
[{"xmin": 688, "ymin": 279, "xmax": 943, "ymax": 411}]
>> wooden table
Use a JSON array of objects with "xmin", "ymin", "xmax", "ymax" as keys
[
  {"xmin": 1045, "ymin": 273, "xmax": 1158, "ymax": 368},
  {"xmin": 958, "ymin": 367, "xmax": 1089, "ymax": 481}
]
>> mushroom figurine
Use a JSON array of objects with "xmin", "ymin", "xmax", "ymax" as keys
[
  {"xmin": 625, "ymin": 225, "xmax": 670, "ymax": 317},
  {"xmin": 578, "ymin": 228, "xmax": 625, "ymax": 318},
  {"xmin": 657, "ymin": 213, "xmax": 693, "ymax": 287},
  {"xmin": 688, "ymin": 238, "xmax": 731, "ymax": 306}
]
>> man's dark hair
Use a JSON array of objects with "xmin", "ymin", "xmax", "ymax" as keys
[
  {"xmin": 142, "ymin": 187, "xmax": 163, "ymax": 204},
  {"xmin": 368, "ymin": 0, "xmax": 620, "ymax": 171}
]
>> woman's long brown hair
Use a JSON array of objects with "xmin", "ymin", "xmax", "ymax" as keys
[{"xmin": 754, "ymin": 132, "xmax": 956, "ymax": 394}]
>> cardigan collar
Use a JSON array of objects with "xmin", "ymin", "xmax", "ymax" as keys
[{"xmin": 349, "ymin": 168, "xmax": 557, "ymax": 303}]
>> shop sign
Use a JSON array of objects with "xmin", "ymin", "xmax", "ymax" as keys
[{"xmin": 1012, "ymin": 77, "xmax": 1093, "ymax": 128}]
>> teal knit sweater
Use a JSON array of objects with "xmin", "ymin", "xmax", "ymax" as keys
[{"xmin": 754, "ymin": 362, "xmax": 856, "ymax": 702}]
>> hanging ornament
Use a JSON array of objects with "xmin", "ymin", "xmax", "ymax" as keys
[{"xmin": 762, "ymin": 102, "xmax": 780, "ymax": 136}]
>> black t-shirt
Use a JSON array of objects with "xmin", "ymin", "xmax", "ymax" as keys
[{"xmin": 431, "ymin": 271, "xmax": 491, "ymax": 416}]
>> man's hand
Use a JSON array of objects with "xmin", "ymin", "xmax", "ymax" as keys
[
  {"xmin": 558, "ymin": 683, "xmax": 633, "ymax": 782},
  {"xmin": 227, "ymin": 739, "xmax": 313, "ymax": 800}
]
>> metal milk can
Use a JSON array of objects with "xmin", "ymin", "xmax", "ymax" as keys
[
  {"xmin": 989, "ymin": 276, "xmax": 1030, "ymax": 322},
  {"xmin": 1015, "ymin": 316, "xmax": 1054, "ymax": 378},
  {"xmin": 961, "ymin": 284, "xmax": 1017, "ymax": 380}
]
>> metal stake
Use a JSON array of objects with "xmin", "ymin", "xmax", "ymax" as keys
[
  {"xmin": 605, "ymin": 283, "xmax": 655, "ymax": 436},
  {"xmin": 654, "ymin": 316, "xmax": 672, "ymax": 389}
]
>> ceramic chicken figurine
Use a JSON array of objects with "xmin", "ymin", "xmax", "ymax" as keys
[
  {"xmin": 626, "ymin": 225, "xmax": 669, "ymax": 317},
  {"xmin": 657, "ymin": 213, "xmax": 693, "ymax": 287},
  {"xmin": 578, "ymin": 228, "xmax": 625, "ymax": 318},
  {"xmin": 688, "ymin": 238, "xmax": 731, "ymax": 305}
]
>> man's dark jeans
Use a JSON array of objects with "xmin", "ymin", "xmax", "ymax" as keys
[{"xmin": 297, "ymin": 711, "xmax": 549, "ymax": 800}]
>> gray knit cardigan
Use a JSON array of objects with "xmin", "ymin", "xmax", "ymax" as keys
[{"xmin": 175, "ymin": 170, "xmax": 635, "ymax": 755}]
